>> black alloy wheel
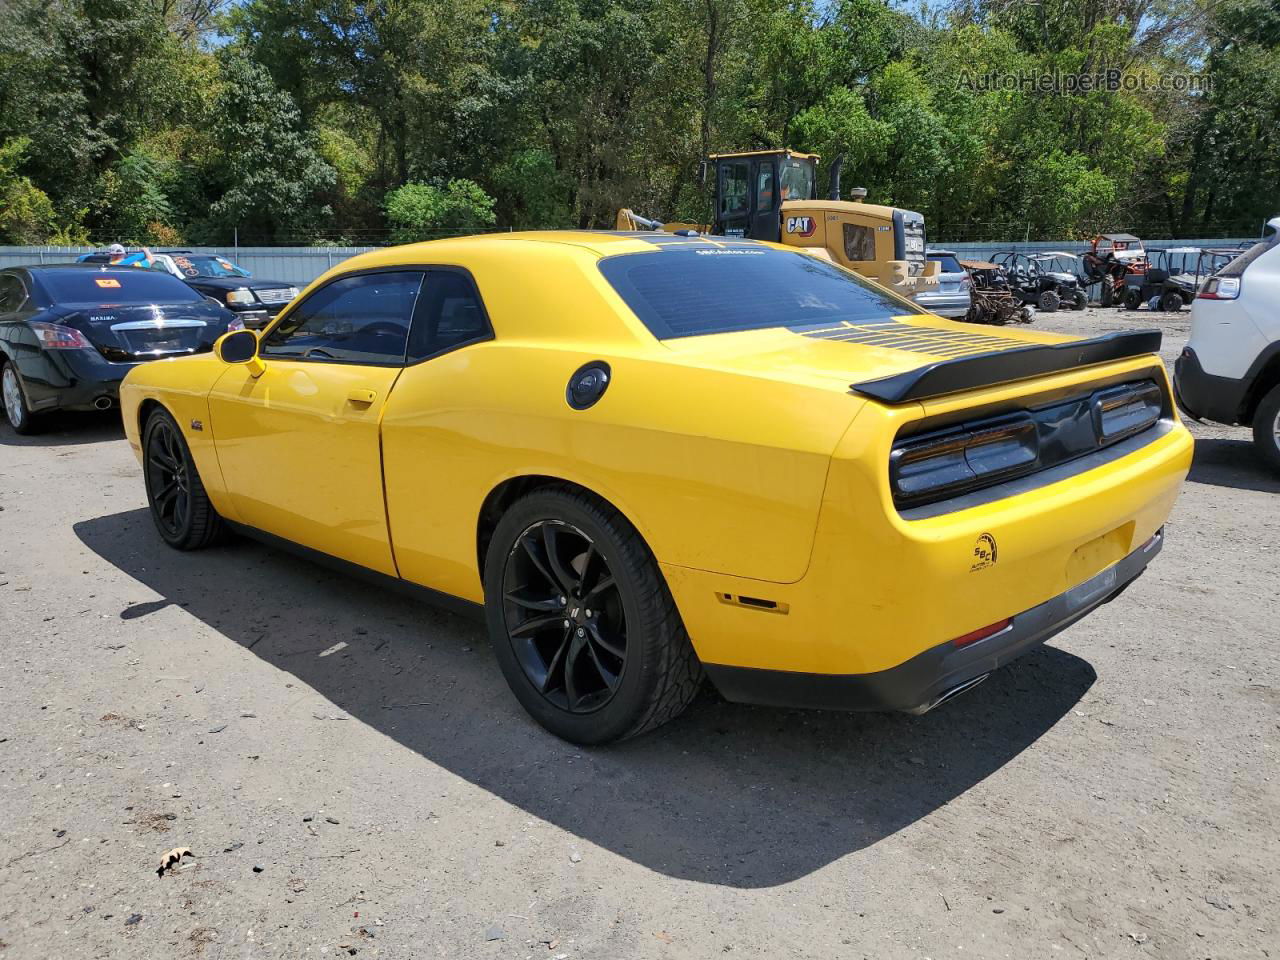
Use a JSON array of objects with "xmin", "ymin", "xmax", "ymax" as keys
[
  {"xmin": 143, "ymin": 409, "xmax": 226, "ymax": 550},
  {"xmin": 146, "ymin": 416, "xmax": 191, "ymax": 537},
  {"xmin": 484, "ymin": 487, "xmax": 703, "ymax": 743},
  {"xmin": 502, "ymin": 520, "xmax": 626, "ymax": 713}
]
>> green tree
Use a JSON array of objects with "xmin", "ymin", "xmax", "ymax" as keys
[
  {"xmin": 384, "ymin": 180, "xmax": 497, "ymax": 242},
  {"xmin": 201, "ymin": 55, "xmax": 336, "ymax": 242}
]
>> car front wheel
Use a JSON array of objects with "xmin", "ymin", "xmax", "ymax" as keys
[
  {"xmin": 1253, "ymin": 384, "xmax": 1280, "ymax": 475},
  {"xmin": 484, "ymin": 487, "xmax": 703, "ymax": 743},
  {"xmin": 143, "ymin": 408, "xmax": 226, "ymax": 549},
  {"xmin": 1, "ymin": 361, "xmax": 38, "ymax": 435}
]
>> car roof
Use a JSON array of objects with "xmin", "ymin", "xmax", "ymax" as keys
[
  {"xmin": 340, "ymin": 230, "xmax": 784, "ymax": 267},
  {"xmin": 1032, "ymin": 251, "xmax": 1078, "ymax": 259},
  {"xmin": 24, "ymin": 263, "xmax": 150, "ymax": 271},
  {"xmin": 1100, "ymin": 233, "xmax": 1141, "ymax": 242},
  {"xmin": 926, "ymin": 249, "xmax": 958, "ymax": 256}
]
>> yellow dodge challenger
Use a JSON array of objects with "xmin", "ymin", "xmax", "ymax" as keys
[{"xmin": 120, "ymin": 232, "xmax": 1192, "ymax": 743}]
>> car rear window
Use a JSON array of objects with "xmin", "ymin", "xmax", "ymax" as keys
[
  {"xmin": 598, "ymin": 245, "xmax": 920, "ymax": 340},
  {"xmin": 35, "ymin": 269, "xmax": 202, "ymax": 304},
  {"xmin": 927, "ymin": 253, "xmax": 963, "ymax": 273}
]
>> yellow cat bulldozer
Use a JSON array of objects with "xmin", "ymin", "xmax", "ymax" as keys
[{"xmin": 616, "ymin": 149, "xmax": 938, "ymax": 299}]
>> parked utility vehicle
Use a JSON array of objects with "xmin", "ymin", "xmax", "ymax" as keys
[{"xmin": 1175, "ymin": 219, "xmax": 1280, "ymax": 471}]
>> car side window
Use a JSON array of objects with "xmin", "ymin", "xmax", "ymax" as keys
[
  {"xmin": 0, "ymin": 275, "xmax": 27, "ymax": 313},
  {"xmin": 261, "ymin": 271, "xmax": 424, "ymax": 365},
  {"xmin": 406, "ymin": 269, "xmax": 493, "ymax": 363}
]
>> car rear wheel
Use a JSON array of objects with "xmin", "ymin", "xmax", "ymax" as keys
[
  {"xmin": 484, "ymin": 487, "xmax": 702, "ymax": 744},
  {"xmin": 1038, "ymin": 290, "xmax": 1060, "ymax": 312},
  {"xmin": 1073, "ymin": 290, "xmax": 1088, "ymax": 310},
  {"xmin": 1124, "ymin": 287, "xmax": 1143, "ymax": 310},
  {"xmin": 1, "ymin": 361, "xmax": 38, "ymax": 435},
  {"xmin": 143, "ymin": 408, "xmax": 226, "ymax": 550},
  {"xmin": 1252, "ymin": 385, "xmax": 1280, "ymax": 475},
  {"xmin": 1159, "ymin": 290, "xmax": 1183, "ymax": 312}
]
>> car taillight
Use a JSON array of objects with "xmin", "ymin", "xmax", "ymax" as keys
[
  {"xmin": 1093, "ymin": 382, "xmax": 1162, "ymax": 443},
  {"xmin": 1197, "ymin": 276, "xmax": 1240, "ymax": 300},
  {"xmin": 961, "ymin": 276, "xmax": 972, "ymax": 290},
  {"xmin": 890, "ymin": 415, "xmax": 1039, "ymax": 506},
  {"xmin": 30, "ymin": 321, "xmax": 92, "ymax": 350},
  {"xmin": 226, "ymin": 317, "xmax": 245, "ymax": 332}
]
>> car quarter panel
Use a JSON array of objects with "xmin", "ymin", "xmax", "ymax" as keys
[{"xmin": 379, "ymin": 244, "xmax": 866, "ymax": 601}]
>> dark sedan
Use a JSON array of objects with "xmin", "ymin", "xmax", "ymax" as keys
[{"xmin": 0, "ymin": 265, "xmax": 241, "ymax": 434}]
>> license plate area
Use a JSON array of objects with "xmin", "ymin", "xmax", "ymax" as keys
[{"xmin": 1065, "ymin": 563, "xmax": 1118, "ymax": 613}]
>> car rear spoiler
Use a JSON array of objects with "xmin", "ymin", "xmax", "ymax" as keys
[{"xmin": 849, "ymin": 329, "xmax": 1163, "ymax": 404}]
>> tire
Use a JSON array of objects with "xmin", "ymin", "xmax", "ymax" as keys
[
  {"xmin": 142, "ymin": 408, "xmax": 226, "ymax": 550},
  {"xmin": 1100, "ymin": 279, "xmax": 1114, "ymax": 307},
  {"xmin": 1073, "ymin": 290, "xmax": 1088, "ymax": 310},
  {"xmin": 1038, "ymin": 289, "xmax": 1060, "ymax": 312},
  {"xmin": 1124, "ymin": 287, "xmax": 1143, "ymax": 310},
  {"xmin": 1159, "ymin": 290, "xmax": 1183, "ymax": 312},
  {"xmin": 1, "ymin": 360, "xmax": 39, "ymax": 435},
  {"xmin": 483, "ymin": 486, "xmax": 703, "ymax": 744},
  {"xmin": 1252, "ymin": 384, "xmax": 1280, "ymax": 475}
]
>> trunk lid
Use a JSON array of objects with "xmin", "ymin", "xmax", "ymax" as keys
[
  {"xmin": 55, "ymin": 302, "xmax": 232, "ymax": 362},
  {"xmin": 659, "ymin": 313, "xmax": 1084, "ymax": 397}
]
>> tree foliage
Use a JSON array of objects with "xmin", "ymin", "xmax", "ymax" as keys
[{"xmin": 0, "ymin": 0, "xmax": 1275, "ymax": 244}]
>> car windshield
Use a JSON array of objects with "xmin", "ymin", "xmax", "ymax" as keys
[
  {"xmin": 36, "ymin": 269, "xmax": 203, "ymax": 304},
  {"xmin": 928, "ymin": 254, "xmax": 963, "ymax": 273},
  {"xmin": 168, "ymin": 254, "xmax": 251, "ymax": 278},
  {"xmin": 598, "ymin": 243, "xmax": 920, "ymax": 340},
  {"xmin": 779, "ymin": 159, "xmax": 815, "ymax": 202}
]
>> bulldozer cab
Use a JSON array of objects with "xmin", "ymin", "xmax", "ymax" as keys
[{"xmin": 708, "ymin": 150, "xmax": 819, "ymax": 242}]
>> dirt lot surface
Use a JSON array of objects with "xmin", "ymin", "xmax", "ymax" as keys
[{"xmin": 2, "ymin": 305, "xmax": 1277, "ymax": 960}]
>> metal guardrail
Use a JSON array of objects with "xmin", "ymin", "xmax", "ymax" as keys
[{"xmin": 0, "ymin": 238, "xmax": 1255, "ymax": 287}]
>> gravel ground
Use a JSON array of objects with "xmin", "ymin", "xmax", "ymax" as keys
[{"xmin": 1, "ymin": 304, "xmax": 1277, "ymax": 960}]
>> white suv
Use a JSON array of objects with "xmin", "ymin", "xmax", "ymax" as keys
[{"xmin": 1174, "ymin": 218, "xmax": 1280, "ymax": 471}]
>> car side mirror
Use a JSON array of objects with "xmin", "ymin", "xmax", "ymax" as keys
[{"xmin": 216, "ymin": 329, "xmax": 266, "ymax": 378}]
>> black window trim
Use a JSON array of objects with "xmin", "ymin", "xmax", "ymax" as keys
[{"xmin": 258, "ymin": 263, "xmax": 494, "ymax": 369}]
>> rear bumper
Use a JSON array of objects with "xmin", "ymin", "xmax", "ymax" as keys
[
  {"xmin": 705, "ymin": 529, "xmax": 1162, "ymax": 712},
  {"xmin": 1173, "ymin": 346, "xmax": 1248, "ymax": 425},
  {"xmin": 20, "ymin": 348, "xmax": 139, "ymax": 412},
  {"xmin": 913, "ymin": 293, "xmax": 971, "ymax": 318}
]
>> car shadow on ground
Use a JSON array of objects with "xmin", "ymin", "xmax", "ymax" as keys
[
  {"xmin": 1187, "ymin": 437, "xmax": 1280, "ymax": 494},
  {"xmin": 0, "ymin": 411, "xmax": 125, "ymax": 446},
  {"xmin": 76, "ymin": 509, "xmax": 1095, "ymax": 889}
]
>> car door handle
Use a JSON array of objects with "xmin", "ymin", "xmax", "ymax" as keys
[{"xmin": 347, "ymin": 388, "xmax": 377, "ymax": 405}]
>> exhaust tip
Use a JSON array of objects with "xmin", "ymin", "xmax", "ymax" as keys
[
  {"xmin": 93, "ymin": 396, "xmax": 113, "ymax": 410},
  {"xmin": 902, "ymin": 673, "xmax": 990, "ymax": 716}
]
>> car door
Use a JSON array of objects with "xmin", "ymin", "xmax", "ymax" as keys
[
  {"xmin": 207, "ymin": 269, "xmax": 425, "ymax": 576},
  {"xmin": 379, "ymin": 268, "xmax": 495, "ymax": 600}
]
